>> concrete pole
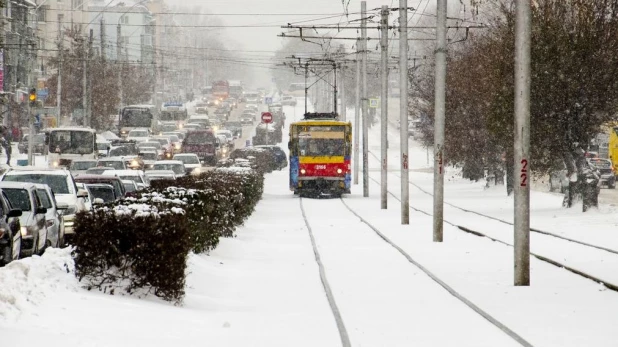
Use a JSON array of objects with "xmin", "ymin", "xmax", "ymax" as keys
[
  {"xmin": 514, "ymin": 0, "xmax": 531, "ymax": 286},
  {"xmin": 82, "ymin": 36, "xmax": 88, "ymax": 127},
  {"xmin": 87, "ymin": 29, "xmax": 93, "ymax": 128},
  {"xmin": 433, "ymin": 0, "xmax": 447, "ymax": 242},
  {"xmin": 27, "ymin": 101, "xmax": 34, "ymax": 165},
  {"xmin": 361, "ymin": 1, "xmax": 369, "ymax": 197},
  {"xmin": 354, "ymin": 39, "xmax": 361, "ymax": 185},
  {"xmin": 340, "ymin": 64, "xmax": 346, "ymax": 122},
  {"xmin": 380, "ymin": 5, "xmax": 389, "ymax": 209},
  {"xmin": 56, "ymin": 32, "xmax": 63, "ymax": 127},
  {"xmin": 304, "ymin": 62, "xmax": 309, "ymax": 115},
  {"xmin": 117, "ymin": 24, "xmax": 123, "ymax": 110},
  {"xmin": 333, "ymin": 63, "xmax": 338, "ymax": 115},
  {"xmin": 400, "ymin": 0, "xmax": 409, "ymax": 224}
]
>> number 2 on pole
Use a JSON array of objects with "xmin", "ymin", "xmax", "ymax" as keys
[{"xmin": 520, "ymin": 159, "xmax": 528, "ymax": 187}]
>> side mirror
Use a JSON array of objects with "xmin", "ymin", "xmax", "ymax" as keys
[
  {"xmin": 7, "ymin": 209, "xmax": 22, "ymax": 218},
  {"xmin": 36, "ymin": 207, "xmax": 48, "ymax": 214},
  {"xmin": 57, "ymin": 203, "xmax": 69, "ymax": 210},
  {"xmin": 77, "ymin": 189, "xmax": 89, "ymax": 198},
  {"xmin": 287, "ymin": 141, "xmax": 292, "ymax": 150}
]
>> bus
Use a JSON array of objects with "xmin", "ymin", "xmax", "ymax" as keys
[
  {"xmin": 212, "ymin": 80, "xmax": 230, "ymax": 100},
  {"xmin": 160, "ymin": 102, "xmax": 188, "ymax": 128},
  {"xmin": 45, "ymin": 127, "xmax": 97, "ymax": 168},
  {"xmin": 119, "ymin": 104, "xmax": 156, "ymax": 138},
  {"xmin": 287, "ymin": 82, "xmax": 305, "ymax": 97},
  {"xmin": 288, "ymin": 112, "xmax": 352, "ymax": 197}
]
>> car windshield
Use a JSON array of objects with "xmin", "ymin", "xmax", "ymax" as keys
[
  {"xmin": 3, "ymin": 188, "xmax": 31, "ymax": 211},
  {"xmin": 174, "ymin": 155, "xmax": 199, "ymax": 164},
  {"xmin": 153, "ymin": 163, "xmax": 185, "ymax": 175},
  {"xmin": 185, "ymin": 132, "xmax": 215, "ymax": 144},
  {"xmin": 98, "ymin": 160, "xmax": 125, "ymax": 170},
  {"xmin": 129, "ymin": 130, "xmax": 148, "ymax": 137},
  {"xmin": 297, "ymin": 139, "xmax": 345, "ymax": 157},
  {"xmin": 123, "ymin": 182, "xmax": 137, "ymax": 193},
  {"xmin": 3, "ymin": 174, "xmax": 71, "ymax": 194},
  {"xmin": 88, "ymin": 186, "xmax": 116, "ymax": 202},
  {"xmin": 154, "ymin": 138, "xmax": 169, "ymax": 145},
  {"xmin": 139, "ymin": 142, "xmax": 162, "ymax": 150},
  {"xmin": 71, "ymin": 161, "xmax": 97, "ymax": 171},
  {"xmin": 139, "ymin": 152, "xmax": 158, "ymax": 160},
  {"xmin": 119, "ymin": 175, "xmax": 143, "ymax": 184}
]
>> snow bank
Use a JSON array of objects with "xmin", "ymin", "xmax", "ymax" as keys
[{"xmin": 0, "ymin": 247, "xmax": 76, "ymax": 322}]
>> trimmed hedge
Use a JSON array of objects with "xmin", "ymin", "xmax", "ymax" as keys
[{"xmin": 73, "ymin": 166, "xmax": 264, "ymax": 303}]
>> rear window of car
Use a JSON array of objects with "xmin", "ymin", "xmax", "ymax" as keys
[
  {"xmin": 185, "ymin": 132, "xmax": 215, "ymax": 144},
  {"xmin": 88, "ymin": 186, "xmax": 116, "ymax": 202},
  {"xmin": 36, "ymin": 189, "xmax": 53, "ymax": 209},
  {"xmin": 3, "ymin": 174, "xmax": 71, "ymax": 195},
  {"xmin": 71, "ymin": 161, "xmax": 97, "ymax": 171},
  {"xmin": 3, "ymin": 188, "xmax": 31, "ymax": 211},
  {"xmin": 98, "ymin": 160, "xmax": 125, "ymax": 170}
]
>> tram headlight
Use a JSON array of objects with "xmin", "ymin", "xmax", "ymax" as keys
[
  {"xmin": 337, "ymin": 168, "xmax": 343, "ymax": 174},
  {"xmin": 300, "ymin": 169, "xmax": 306, "ymax": 175}
]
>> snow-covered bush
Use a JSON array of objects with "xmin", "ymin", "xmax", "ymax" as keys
[
  {"xmin": 72, "ymin": 168, "xmax": 265, "ymax": 303},
  {"xmin": 73, "ymin": 201, "xmax": 191, "ymax": 304}
]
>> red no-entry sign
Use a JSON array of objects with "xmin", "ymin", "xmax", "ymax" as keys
[{"xmin": 261, "ymin": 112, "xmax": 273, "ymax": 124}]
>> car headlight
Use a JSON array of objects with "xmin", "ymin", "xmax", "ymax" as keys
[
  {"xmin": 132, "ymin": 160, "xmax": 139, "ymax": 166},
  {"xmin": 52, "ymin": 161, "xmax": 59, "ymax": 167},
  {"xmin": 300, "ymin": 169, "xmax": 306, "ymax": 175},
  {"xmin": 175, "ymin": 143, "xmax": 181, "ymax": 150},
  {"xmin": 337, "ymin": 168, "xmax": 343, "ymax": 174},
  {"xmin": 21, "ymin": 226, "xmax": 32, "ymax": 237}
]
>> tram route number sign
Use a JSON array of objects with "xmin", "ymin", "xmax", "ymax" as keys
[{"xmin": 261, "ymin": 112, "xmax": 273, "ymax": 124}]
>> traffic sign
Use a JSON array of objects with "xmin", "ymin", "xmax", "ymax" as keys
[
  {"xmin": 265, "ymin": 97, "xmax": 273, "ymax": 105},
  {"xmin": 369, "ymin": 98, "xmax": 379, "ymax": 108},
  {"xmin": 261, "ymin": 112, "xmax": 273, "ymax": 124}
]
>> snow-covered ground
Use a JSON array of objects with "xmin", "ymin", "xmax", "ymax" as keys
[{"xmin": 1, "ymin": 100, "xmax": 618, "ymax": 346}]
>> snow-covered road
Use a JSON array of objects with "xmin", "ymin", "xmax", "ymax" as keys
[{"xmin": 2, "ymin": 100, "xmax": 618, "ymax": 346}]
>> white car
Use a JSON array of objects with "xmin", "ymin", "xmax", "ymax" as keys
[
  {"xmin": 173, "ymin": 154, "xmax": 202, "ymax": 174},
  {"xmin": 152, "ymin": 160, "xmax": 187, "ymax": 177},
  {"xmin": 1, "ymin": 167, "xmax": 89, "ymax": 243},
  {"xmin": 144, "ymin": 170, "xmax": 177, "ymax": 182},
  {"xmin": 216, "ymin": 130, "xmax": 234, "ymax": 145},
  {"xmin": 126, "ymin": 128, "xmax": 150, "ymax": 143},
  {"xmin": 102, "ymin": 170, "xmax": 149, "ymax": 190}
]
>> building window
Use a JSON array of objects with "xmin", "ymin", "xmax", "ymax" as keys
[
  {"xmin": 37, "ymin": 5, "xmax": 49, "ymax": 22},
  {"xmin": 121, "ymin": 15, "xmax": 129, "ymax": 25}
]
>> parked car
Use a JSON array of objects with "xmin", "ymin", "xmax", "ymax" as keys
[
  {"xmin": 152, "ymin": 160, "xmax": 186, "ymax": 177},
  {"xmin": 86, "ymin": 183, "xmax": 117, "ymax": 203},
  {"xmin": 102, "ymin": 170, "xmax": 148, "ymax": 190},
  {"xmin": 34, "ymin": 184, "xmax": 67, "ymax": 248},
  {"xmin": 0, "ymin": 182, "xmax": 49, "ymax": 257},
  {"xmin": 588, "ymin": 158, "xmax": 616, "ymax": 189},
  {"xmin": 126, "ymin": 128, "xmax": 150, "ymax": 143},
  {"xmin": 1, "ymin": 167, "xmax": 89, "ymax": 244},
  {"xmin": 0, "ymin": 191, "xmax": 23, "ymax": 266},
  {"xmin": 18, "ymin": 133, "xmax": 46, "ymax": 154},
  {"xmin": 74, "ymin": 175, "xmax": 126, "ymax": 200},
  {"xmin": 97, "ymin": 158, "xmax": 128, "ymax": 170},
  {"xmin": 172, "ymin": 154, "xmax": 202, "ymax": 174}
]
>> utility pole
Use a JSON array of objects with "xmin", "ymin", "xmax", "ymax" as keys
[
  {"xmin": 380, "ymin": 5, "xmax": 389, "ymax": 209},
  {"xmin": 304, "ymin": 62, "xmax": 309, "ymax": 114},
  {"xmin": 82, "ymin": 35, "xmax": 88, "ymax": 127},
  {"xmin": 361, "ymin": 0, "xmax": 369, "ymax": 197},
  {"xmin": 354, "ymin": 38, "xmax": 360, "ymax": 185},
  {"xmin": 117, "ymin": 24, "xmax": 123, "ymax": 110},
  {"xmin": 57, "ymin": 32, "xmax": 63, "ymax": 127},
  {"xmin": 87, "ymin": 29, "xmax": 93, "ymax": 128},
  {"xmin": 333, "ymin": 63, "xmax": 338, "ymax": 114},
  {"xmin": 340, "ymin": 63, "xmax": 346, "ymax": 121},
  {"xmin": 433, "ymin": 0, "xmax": 447, "ymax": 242},
  {"xmin": 100, "ymin": 18, "xmax": 106, "ymax": 63},
  {"xmin": 27, "ymin": 100, "xmax": 34, "ymax": 165},
  {"xmin": 400, "ymin": 0, "xmax": 410, "ymax": 224},
  {"xmin": 514, "ymin": 0, "xmax": 531, "ymax": 286}
]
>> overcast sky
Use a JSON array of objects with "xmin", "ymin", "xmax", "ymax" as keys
[{"xmin": 177, "ymin": 0, "xmax": 470, "ymax": 83}]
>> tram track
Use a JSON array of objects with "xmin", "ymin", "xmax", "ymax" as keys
[
  {"xmin": 298, "ymin": 196, "xmax": 534, "ymax": 347},
  {"xmin": 364, "ymin": 150, "xmax": 618, "ymax": 292}
]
